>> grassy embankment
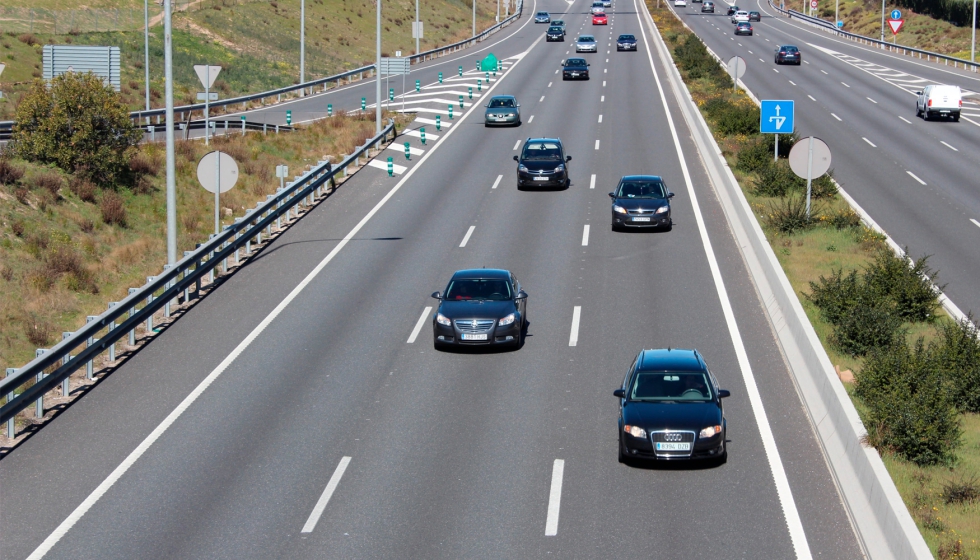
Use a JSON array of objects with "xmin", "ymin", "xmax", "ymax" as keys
[
  {"xmin": 0, "ymin": 0, "xmax": 505, "ymax": 119},
  {"xmin": 651, "ymin": 2, "xmax": 980, "ymax": 557}
]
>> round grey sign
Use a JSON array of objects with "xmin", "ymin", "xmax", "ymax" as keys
[
  {"xmin": 788, "ymin": 137, "xmax": 831, "ymax": 179},
  {"xmin": 196, "ymin": 151, "xmax": 240, "ymax": 194},
  {"xmin": 727, "ymin": 56, "xmax": 746, "ymax": 82}
]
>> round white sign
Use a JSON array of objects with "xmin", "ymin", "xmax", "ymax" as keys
[
  {"xmin": 727, "ymin": 56, "xmax": 746, "ymax": 81},
  {"xmin": 788, "ymin": 137, "xmax": 832, "ymax": 179},
  {"xmin": 196, "ymin": 151, "xmax": 240, "ymax": 194}
]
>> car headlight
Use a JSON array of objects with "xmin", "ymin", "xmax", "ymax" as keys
[
  {"xmin": 519, "ymin": 164, "xmax": 529, "ymax": 172},
  {"xmin": 436, "ymin": 313, "xmax": 452, "ymax": 326},
  {"xmin": 699, "ymin": 425, "xmax": 722, "ymax": 438},
  {"xmin": 554, "ymin": 164, "xmax": 565, "ymax": 173},
  {"xmin": 624, "ymin": 425, "xmax": 647, "ymax": 438},
  {"xmin": 656, "ymin": 205, "xmax": 669, "ymax": 214},
  {"xmin": 498, "ymin": 313, "xmax": 516, "ymax": 326},
  {"xmin": 613, "ymin": 205, "xmax": 628, "ymax": 214}
]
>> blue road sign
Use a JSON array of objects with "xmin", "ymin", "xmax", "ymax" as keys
[
  {"xmin": 836, "ymin": 20, "xmax": 844, "ymax": 28},
  {"xmin": 890, "ymin": 9, "xmax": 901, "ymax": 19},
  {"xmin": 760, "ymin": 100, "xmax": 795, "ymax": 134}
]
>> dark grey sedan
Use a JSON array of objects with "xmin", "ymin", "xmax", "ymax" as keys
[
  {"xmin": 432, "ymin": 269, "xmax": 528, "ymax": 350},
  {"xmin": 609, "ymin": 175, "xmax": 674, "ymax": 231},
  {"xmin": 484, "ymin": 95, "xmax": 521, "ymax": 126}
]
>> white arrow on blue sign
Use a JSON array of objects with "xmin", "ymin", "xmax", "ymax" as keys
[
  {"xmin": 760, "ymin": 100, "xmax": 795, "ymax": 134},
  {"xmin": 890, "ymin": 9, "xmax": 901, "ymax": 19}
]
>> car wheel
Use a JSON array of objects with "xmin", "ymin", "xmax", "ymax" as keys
[
  {"xmin": 915, "ymin": 105, "xmax": 921, "ymax": 117},
  {"xmin": 924, "ymin": 110, "xmax": 931, "ymax": 121},
  {"xmin": 618, "ymin": 437, "xmax": 630, "ymax": 464},
  {"xmin": 953, "ymin": 114, "xmax": 961, "ymax": 122}
]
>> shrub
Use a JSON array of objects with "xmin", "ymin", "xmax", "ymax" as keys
[
  {"xmin": 17, "ymin": 33, "xmax": 38, "ymax": 46},
  {"xmin": 752, "ymin": 160, "xmax": 801, "ymax": 197},
  {"xmin": 674, "ymin": 35, "xmax": 725, "ymax": 83},
  {"xmin": 931, "ymin": 318, "xmax": 980, "ymax": 413},
  {"xmin": 714, "ymin": 102, "xmax": 760, "ymax": 136},
  {"xmin": 99, "ymin": 191, "xmax": 127, "ymax": 226},
  {"xmin": 805, "ymin": 268, "xmax": 862, "ymax": 325},
  {"xmin": 32, "ymin": 172, "xmax": 63, "ymax": 197},
  {"xmin": 736, "ymin": 136, "xmax": 774, "ymax": 173},
  {"xmin": 0, "ymin": 157, "xmax": 24, "ymax": 185},
  {"xmin": 858, "ymin": 339, "xmax": 961, "ymax": 466},
  {"xmin": 69, "ymin": 175, "xmax": 97, "ymax": 202},
  {"xmin": 24, "ymin": 312, "xmax": 53, "ymax": 346},
  {"xmin": 827, "ymin": 207, "xmax": 860, "ymax": 230},
  {"xmin": 129, "ymin": 151, "xmax": 161, "ymax": 177},
  {"xmin": 832, "ymin": 300, "xmax": 904, "ymax": 356},
  {"xmin": 942, "ymin": 475, "xmax": 980, "ymax": 505},
  {"xmin": 763, "ymin": 194, "xmax": 816, "ymax": 234},
  {"xmin": 12, "ymin": 74, "xmax": 142, "ymax": 186},
  {"xmin": 863, "ymin": 249, "xmax": 941, "ymax": 323},
  {"xmin": 808, "ymin": 172, "xmax": 838, "ymax": 199}
]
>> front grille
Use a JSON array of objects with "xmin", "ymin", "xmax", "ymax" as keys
[
  {"xmin": 628, "ymin": 208, "xmax": 657, "ymax": 216},
  {"xmin": 455, "ymin": 319, "xmax": 495, "ymax": 333},
  {"xmin": 650, "ymin": 430, "xmax": 696, "ymax": 457}
]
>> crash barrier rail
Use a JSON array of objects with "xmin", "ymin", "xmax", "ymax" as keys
[
  {"xmin": 650, "ymin": 5, "xmax": 932, "ymax": 559},
  {"xmin": 0, "ymin": 119, "xmax": 398, "ymax": 436},
  {"xmin": 768, "ymin": 0, "xmax": 980, "ymax": 73},
  {"xmin": 0, "ymin": 121, "xmax": 11, "ymax": 142},
  {"xmin": 127, "ymin": 2, "xmax": 524, "ymax": 125},
  {"xmin": 137, "ymin": 119, "xmax": 295, "ymax": 141}
]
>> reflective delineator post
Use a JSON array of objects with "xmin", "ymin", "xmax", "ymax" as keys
[
  {"xmin": 449, "ymin": 105, "xmax": 454, "ymax": 119},
  {"xmin": 436, "ymin": 115, "xmax": 442, "ymax": 130},
  {"xmin": 389, "ymin": 88, "xmax": 394, "ymax": 102},
  {"xmin": 485, "ymin": 71, "xmax": 490, "ymax": 82},
  {"xmin": 240, "ymin": 115, "xmax": 246, "ymax": 136},
  {"xmin": 458, "ymin": 95, "xmax": 464, "ymax": 108},
  {"xmin": 387, "ymin": 157, "xmax": 394, "ymax": 176},
  {"xmin": 404, "ymin": 142, "xmax": 411, "ymax": 160},
  {"xmin": 286, "ymin": 110, "xmax": 292, "ymax": 125},
  {"xmin": 327, "ymin": 104, "xmax": 333, "ymax": 117},
  {"xmin": 468, "ymin": 87, "xmax": 473, "ymax": 99},
  {"xmin": 420, "ymin": 127, "xmax": 426, "ymax": 144},
  {"xmin": 438, "ymin": 72, "xmax": 443, "ymax": 83},
  {"xmin": 361, "ymin": 97, "xmax": 367, "ymax": 111},
  {"xmin": 478, "ymin": 79, "xmax": 482, "ymax": 91},
  {"xmin": 415, "ymin": 79, "xmax": 421, "ymax": 92},
  {"xmin": 459, "ymin": 65, "xmax": 463, "ymax": 76}
]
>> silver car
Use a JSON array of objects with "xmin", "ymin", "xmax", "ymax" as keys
[
  {"xmin": 484, "ymin": 95, "xmax": 521, "ymax": 126},
  {"xmin": 534, "ymin": 11, "xmax": 551, "ymax": 23},
  {"xmin": 575, "ymin": 35, "xmax": 598, "ymax": 53}
]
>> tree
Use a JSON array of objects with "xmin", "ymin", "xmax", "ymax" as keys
[{"xmin": 12, "ymin": 73, "xmax": 142, "ymax": 186}]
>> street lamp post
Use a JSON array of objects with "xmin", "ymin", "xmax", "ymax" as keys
[
  {"xmin": 164, "ymin": 0, "xmax": 176, "ymax": 267},
  {"xmin": 300, "ymin": 0, "xmax": 305, "ymax": 86},
  {"xmin": 473, "ymin": 0, "xmax": 476, "ymax": 37},
  {"xmin": 497, "ymin": 0, "xmax": 500, "ymax": 22},
  {"xmin": 415, "ymin": 0, "xmax": 420, "ymax": 55},
  {"xmin": 972, "ymin": 0, "xmax": 976, "ymax": 63},
  {"xmin": 144, "ymin": 0, "xmax": 150, "ymax": 125},
  {"xmin": 376, "ymin": 0, "xmax": 382, "ymax": 134},
  {"xmin": 880, "ymin": 0, "xmax": 886, "ymax": 41}
]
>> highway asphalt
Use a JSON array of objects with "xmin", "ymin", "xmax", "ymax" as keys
[
  {"xmin": 0, "ymin": 0, "xmax": 864, "ymax": 558},
  {"xmin": 671, "ymin": 0, "xmax": 980, "ymax": 318}
]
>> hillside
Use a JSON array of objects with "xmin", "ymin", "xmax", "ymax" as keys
[{"xmin": 0, "ymin": 0, "xmax": 508, "ymax": 119}]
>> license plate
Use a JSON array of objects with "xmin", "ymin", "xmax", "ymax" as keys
[
  {"xmin": 655, "ymin": 442, "xmax": 691, "ymax": 451},
  {"xmin": 461, "ymin": 333, "xmax": 488, "ymax": 340},
  {"xmin": 632, "ymin": 217, "xmax": 651, "ymax": 222},
  {"xmin": 533, "ymin": 177, "xmax": 549, "ymax": 181},
  {"xmin": 571, "ymin": 72, "xmax": 579, "ymax": 76}
]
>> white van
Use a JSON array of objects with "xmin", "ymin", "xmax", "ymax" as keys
[
  {"xmin": 592, "ymin": 1, "xmax": 605, "ymax": 13},
  {"xmin": 916, "ymin": 85, "xmax": 962, "ymax": 121}
]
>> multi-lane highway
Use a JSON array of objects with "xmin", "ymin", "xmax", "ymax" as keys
[
  {"xmin": 671, "ymin": 0, "xmax": 980, "ymax": 317},
  {"xmin": 1, "ymin": 0, "xmax": 865, "ymax": 558}
]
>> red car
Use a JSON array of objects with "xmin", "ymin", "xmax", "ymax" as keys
[{"xmin": 592, "ymin": 12, "xmax": 608, "ymax": 24}]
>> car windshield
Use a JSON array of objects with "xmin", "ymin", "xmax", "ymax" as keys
[
  {"xmin": 579, "ymin": 36, "xmax": 596, "ymax": 42},
  {"xmin": 566, "ymin": 58, "xmax": 587, "ymax": 66},
  {"xmin": 489, "ymin": 98, "xmax": 515, "ymax": 108},
  {"xmin": 619, "ymin": 35, "xmax": 636, "ymax": 40},
  {"xmin": 522, "ymin": 142, "xmax": 562, "ymax": 160},
  {"xmin": 548, "ymin": 26, "xmax": 563, "ymax": 32},
  {"xmin": 445, "ymin": 279, "xmax": 513, "ymax": 301},
  {"xmin": 537, "ymin": 11, "xmax": 549, "ymax": 16},
  {"xmin": 616, "ymin": 180, "xmax": 667, "ymax": 199},
  {"xmin": 630, "ymin": 372, "xmax": 714, "ymax": 402}
]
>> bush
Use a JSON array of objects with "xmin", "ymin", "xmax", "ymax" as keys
[
  {"xmin": 942, "ymin": 475, "xmax": 980, "ymax": 505},
  {"xmin": 69, "ymin": 175, "xmax": 96, "ymax": 202},
  {"xmin": 714, "ymin": 103, "xmax": 759, "ymax": 137},
  {"xmin": 858, "ymin": 339, "xmax": 961, "ymax": 466},
  {"xmin": 752, "ymin": 160, "xmax": 801, "ymax": 197},
  {"xmin": 932, "ymin": 318, "xmax": 980, "ymax": 413},
  {"xmin": 0, "ymin": 157, "xmax": 24, "ymax": 185},
  {"xmin": 863, "ymin": 249, "xmax": 941, "ymax": 323},
  {"xmin": 763, "ymin": 194, "xmax": 816, "ymax": 234},
  {"xmin": 736, "ymin": 136, "xmax": 774, "ymax": 173},
  {"xmin": 826, "ymin": 207, "xmax": 860, "ymax": 230},
  {"xmin": 32, "ymin": 172, "xmax": 63, "ymax": 197},
  {"xmin": 12, "ymin": 74, "xmax": 142, "ymax": 186},
  {"xmin": 832, "ymin": 300, "xmax": 904, "ymax": 356},
  {"xmin": 99, "ymin": 191, "xmax": 127, "ymax": 226},
  {"xmin": 129, "ymin": 152, "xmax": 161, "ymax": 178},
  {"xmin": 674, "ymin": 34, "xmax": 726, "ymax": 83},
  {"xmin": 806, "ymin": 268, "xmax": 862, "ymax": 325}
]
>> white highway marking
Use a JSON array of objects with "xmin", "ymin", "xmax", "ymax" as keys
[
  {"xmin": 804, "ymin": 60, "xmax": 810, "ymax": 64},
  {"xmin": 773, "ymin": 68, "xmax": 780, "ymax": 73},
  {"xmin": 555, "ymin": 68, "xmax": 559, "ymax": 74},
  {"xmin": 402, "ymin": 129, "xmax": 439, "ymax": 140},
  {"xmin": 539, "ymin": 95, "xmax": 545, "ymax": 102},
  {"xmin": 492, "ymin": 174, "xmax": 502, "ymax": 189},
  {"xmin": 748, "ymin": 50, "xmax": 753, "ymax": 54},
  {"xmin": 513, "ymin": 139, "xmax": 521, "ymax": 150},
  {"xmin": 568, "ymin": 307, "xmax": 581, "ymax": 347},
  {"xmin": 367, "ymin": 160, "xmax": 407, "ymax": 174},
  {"xmin": 601, "ymin": 95, "xmax": 605, "ymax": 102},
  {"xmin": 831, "ymin": 113, "xmax": 841, "ymax": 121},
  {"xmin": 759, "ymin": 58, "xmax": 765, "ymax": 62},
  {"xmin": 590, "ymin": 174, "xmax": 596, "ymax": 189},
  {"xmin": 548, "ymin": 81, "xmax": 553, "ymax": 87},
  {"xmin": 604, "ymin": 68, "xmax": 607, "ymax": 73},
  {"xmin": 606, "ymin": 58, "xmax": 609, "ymax": 62},
  {"xmin": 789, "ymin": 80, "xmax": 796, "ymax": 85},
  {"xmin": 971, "ymin": 218, "xmax": 980, "ymax": 228},
  {"xmin": 598, "ymin": 114, "xmax": 603, "ymax": 123},
  {"xmin": 459, "ymin": 225, "xmax": 475, "ymax": 247},
  {"xmin": 807, "ymin": 95, "xmax": 816, "ymax": 101},
  {"xmin": 301, "ymin": 456, "xmax": 352, "ymax": 533},
  {"xmin": 387, "ymin": 144, "xmax": 425, "ymax": 156},
  {"xmin": 545, "ymin": 459, "xmax": 565, "ymax": 536},
  {"xmin": 413, "ymin": 117, "xmax": 452, "ymax": 127},
  {"xmin": 582, "ymin": 224, "xmax": 590, "ymax": 246},
  {"xmin": 899, "ymin": 116, "xmax": 912, "ymax": 123},
  {"xmin": 867, "ymin": 97, "xmax": 878, "ymax": 104},
  {"xmin": 907, "ymin": 171, "xmax": 926, "ymax": 185},
  {"xmin": 635, "ymin": 5, "xmax": 813, "ymax": 556},
  {"xmin": 941, "ymin": 141, "xmax": 958, "ymax": 151},
  {"xmin": 862, "ymin": 137, "xmax": 876, "ymax": 147},
  {"xmin": 603, "ymin": 80, "xmax": 607, "ymax": 86},
  {"xmin": 595, "ymin": 139, "xmax": 600, "ymax": 150},
  {"xmin": 820, "ymin": 69, "xmax": 828, "ymax": 74},
  {"xmin": 841, "ymin": 82, "xmax": 850, "ymax": 87},
  {"xmin": 529, "ymin": 115, "xmax": 535, "ymax": 122},
  {"xmin": 407, "ymin": 307, "xmax": 432, "ymax": 343}
]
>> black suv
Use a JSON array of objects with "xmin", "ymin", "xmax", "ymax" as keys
[{"xmin": 514, "ymin": 138, "xmax": 571, "ymax": 189}]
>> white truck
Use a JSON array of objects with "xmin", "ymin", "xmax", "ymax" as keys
[{"xmin": 916, "ymin": 85, "xmax": 963, "ymax": 121}]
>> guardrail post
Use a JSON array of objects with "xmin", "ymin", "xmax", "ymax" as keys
[
  {"xmin": 34, "ymin": 349, "xmax": 48, "ymax": 418},
  {"xmin": 183, "ymin": 251, "xmax": 195, "ymax": 302},
  {"xmin": 144, "ymin": 279, "xmax": 155, "ymax": 334},
  {"xmin": 235, "ymin": 226, "xmax": 242, "ymax": 264},
  {"xmin": 263, "ymin": 123, "xmax": 267, "ymax": 135},
  {"xmin": 162, "ymin": 265, "xmax": 173, "ymax": 318},
  {"xmin": 61, "ymin": 333, "xmax": 72, "ymax": 396},
  {"xmin": 85, "ymin": 316, "xmax": 98, "ymax": 379},
  {"xmin": 6, "ymin": 368, "xmax": 16, "ymax": 438},
  {"xmin": 275, "ymin": 125, "xmax": 280, "ymax": 134},
  {"xmin": 106, "ymin": 303, "xmax": 119, "ymax": 362},
  {"xmin": 128, "ymin": 288, "xmax": 139, "ymax": 345}
]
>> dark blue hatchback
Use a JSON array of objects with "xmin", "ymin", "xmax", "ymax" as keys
[{"xmin": 608, "ymin": 175, "xmax": 673, "ymax": 231}]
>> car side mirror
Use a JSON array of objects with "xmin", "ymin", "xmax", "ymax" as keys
[
  {"xmin": 566, "ymin": 155, "xmax": 572, "ymax": 162},
  {"xmin": 668, "ymin": 192, "xmax": 675, "ymax": 198},
  {"xmin": 718, "ymin": 389, "xmax": 731, "ymax": 399},
  {"xmin": 431, "ymin": 291, "xmax": 442, "ymax": 300},
  {"xmin": 608, "ymin": 192, "xmax": 616, "ymax": 198},
  {"xmin": 513, "ymin": 155, "xmax": 519, "ymax": 161},
  {"xmin": 517, "ymin": 290, "xmax": 528, "ymax": 299},
  {"xmin": 517, "ymin": 104, "xmax": 521, "ymax": 107},
  {"xmin": 613, "ymin": 389, "xmax": 625, "ymax": 398}
]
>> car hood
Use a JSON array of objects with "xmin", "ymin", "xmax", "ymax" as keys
[
  {"xmin": 621, "ymin": 401, "xmax": 722, "ymax": 431},
  {"xmin": 520, "ymin": 159, "xmax": 564, "ymax": 171},
  {"xmin": 438, "ymin": 299, "xmax": 517, "ymax": 320},
  {"xmin": 612, "ymin": 197, "xmax": 669, "ymax": 211}
]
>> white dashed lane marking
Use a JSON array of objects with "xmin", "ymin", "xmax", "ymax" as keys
[
  {"xmin": 407, "ymin": 307, "xmax": 432, "ymax": 343},
  {"xmin": 907, "ymin": 171, "xmax": 926, "ymax": 185}
]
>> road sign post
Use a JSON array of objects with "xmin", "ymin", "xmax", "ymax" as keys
[
  {"xmin": 760, "ymin": 100, "xmax": 795, "ymax": 160},
  {"xmin": 887, "ymin": 18, "xmax": 904, "ymax": 42},
  {"xmin": 420, "ymin": 127, "xmax": 426, "ymax": 145},
  {"xmin": 789, "ymin": 137, "xmax": 832, "ymax": 219},
  {"xmin": 198, "ymin": 151, "xmax": 240, "ymax": 233},
  {"xmin": 727, "ymin": 56, "xmax": 746, "ymax": 93},
  {"xmin": 194, "ymin": 64, "xmax": 222, "ymax": 146}
]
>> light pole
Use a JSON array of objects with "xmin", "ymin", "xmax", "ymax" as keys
[
  {"xmin": 473, "ymin": 0, "xmax": 476, "ymax": 37},
  {"xmin": 835, "ymin": 0, "xmax": 838, "ymax": 28},
  {"xmin": 972, "ymin": 0, "xmax": 976, "ymax": 63},
  {"xmin": 415, "ymin": 0, "xmax": 420, "ymax": 55},
  {"xmin": 144, "ymin": 0, "xmax": 150, "ymax": 125},
  {"xmin": 164, "ymin": 0, "xmax": 176, "ymax": 267},
  {"xmin": 497, "ymin": 0, "xmax": 500, "ymax": 22},
  {"xmin": 880, "ymin": 0, "xmax": 886, "ymax": 41},
  {"xmin": 376, "ymin": 0, "xmax": 382, "ymax": 134},
  {"xmin": 300, "ymin": 0, "xmax": 305, "ymax": 86}
]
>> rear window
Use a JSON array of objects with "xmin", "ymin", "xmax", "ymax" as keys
[
  {"xmin": 548, "ymin": 26, "xmax": 562, "ymax": 32},
  {"xmin": 537, "ymin": 11, "xmax": 549, "ymax": 16},
  {"xmin": 782, "ymin": 46, "xmax": 799, "ymax": 52}
]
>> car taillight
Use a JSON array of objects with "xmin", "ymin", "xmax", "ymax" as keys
[
  {"xmin": 928, "ymin": 99, "xmax": 933, "ymax": 107},
  {"xmin": 959, "ymin": 100, "xmax": 963, "ymax": 107},
  {"xmin": 779, "ymin": 51, "xmax": 786, "ymax": 55}
]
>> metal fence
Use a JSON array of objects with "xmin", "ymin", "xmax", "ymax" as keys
[
  {"xmin": 0, "ymin": 119, "xmax": 397, "ymax": 437},
  {"xmin": 769, "ymin": 1, "xmax": 980, "ymax": 72}
]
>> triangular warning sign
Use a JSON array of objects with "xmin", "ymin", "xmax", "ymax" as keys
[{"xmin": 887, "ymin": 19, "xmax": 904, "ymax": 34}]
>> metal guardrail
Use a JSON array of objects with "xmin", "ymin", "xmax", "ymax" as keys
[
  {"xmin": 0, "ymin": 119, "xmax": 398, "ymax": 435},
  {"xmin": 769, "ymin": 0, "xmax": 980, "ymax": 73}
]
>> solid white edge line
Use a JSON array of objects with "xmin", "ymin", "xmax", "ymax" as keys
[
  {"xmin": 301, "ymin": 456, "xmax": 352, "ymax": 533},
  {"xmin": 407, "ymin": 306, "xmax": 432, "ymax": 343},
  {"xmin": 544, "ymin": 459, "xmax": 565, "ymax": 536},
  {"xmin": 492, "ymin": 174, "xmax": 503, "ymax": 189},
  {"xmin": 459, "ymin": 225, "xmax": 476, "ymax": 247},
  {"xmin": 23, "ymin": 23, "xmax": 546, "ymax": 560},
  {"xmin": 590, "ymin": 174, "xmax": 596, "ymax": 189},
  {"xmin": 568, "ymin": 306, "xmax": 581, "ymax": 347},
  {"xmin": 907, "ymin": 170, "xmax": 926, "ymax": 185},
  {"xmin": 582, "ymin": 224, "xmax": 590, "ymax": 246},
  {"xmin": 636, "ymin": 1, "xmax": 813, "ymax": 558}
]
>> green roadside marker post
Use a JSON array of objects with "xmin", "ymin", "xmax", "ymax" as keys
[
  {"xmin": 458, "ymin": 65, "xmax": 463, "ymax": 76},
  {"xmin": 420, "ymin": 128, "xmax": 426, "ymax": 145},
  {"xmin": 240, "ymin": 115, "xmax": 246, "ymax": 136},
  {"xmin": 361, "ymin": 97, "xmax": 366, "ymax": 111},
  {"xmin": 404, "ymin": 142, "xmax": 411, "ymax": 160},
  {"xmin": 387, "ymin": 157, "xmax": 393, "ymax": 177},
  {"xmin": 468, "ymin": 87, "xmax": 473, "ymax": 100},
  {"xmin": 476, "ymin": 60, "xmax": 480, "ymax": 71},
  {"xmin": 286, "ymin": 110, "xmax": 292, "ymax": 125},
  {"xmin": 438, "ymin": 72, "xmax": 443, "ymax": 84},
  {"xmin": 478, "ymin": 79, "xmax": 482, "ymax": 91},
  {"xmin": 458, "ymin": 95, "xmax": 463, "ymax": 108},
  {"xmin": 497, "ymin": 60, "xmax": 502, "ymax": 72},
  {"xmin": 485, "ymin": 71, "xmax": 490, "ymax": 82},
  {"xmin": 448, "ymin": 105, "xmax": 453, "ymax": 119},
  {"xmin": 327, "ymin": 104, "xmax": 333, "ymax": 117},
  {"xmin": 389, "ymin": 88, "xmax": 394, "ymax": 102},
  {"xmin": 436, "ymin": 115, "xmax": 441, "ymax": 130},
  {"xmin": 415, "ymin": 80, "xmax": 420, "ymax": 92}
]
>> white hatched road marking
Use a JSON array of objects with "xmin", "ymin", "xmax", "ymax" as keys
[
  {"xmin": 590, "ymin": 174, "xmax": 596, "ymax": 189},
  {"xmin": 412, "ymin": 117, "xmax": 451, "ymax": 127},
  {"xmin": 568, "ymin": 306, "xmax": 581, "ymax": 346},
  {"xmin": 402, "ymin": 128, "xmax": 439, "ymax": 140},
  {"xmin": 582, "ymin": 224, "xmax": 590, "ymax": 246},
  {"xmin": 387, "ymin": 144, "xmax": 425, "ymax": 156},
  {"xmin": 301, "ymin": 456, "xmax": 352, "ymax": 533},
  {"xmin": 907, "ymin": 171, "xmax": 926, "ymax": 185},
  {"xmin": 367, "ymin": 160, "xmax": 407, "ymax": 174},
  {"xmin": 407, "ymin": 308, "xmax": 432, "ymax": 343},
  {"xmin": 545, "ymin": 459, "xmax": 565, "ymax": 536},
  {"xmin": 459, "ymin": 225, "xmax": 475, "ymax": 247},
  {"xmin": 492, "ymin": 174, "xmax": 502, "ymax": 189}
]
